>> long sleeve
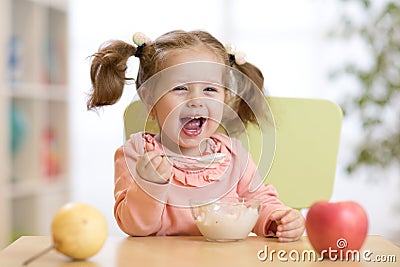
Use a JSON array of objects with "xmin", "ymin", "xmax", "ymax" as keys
[
  {"xmin": 232, "ymin": 138, "xmax": 290, "ymax": 237},
  {"xmin": 114, "ymin": 145, "xmax": 169, "ymax": 236},
  {"xmin": 113, "ymin": 133, "xmax": 201, "ymax": 237}
]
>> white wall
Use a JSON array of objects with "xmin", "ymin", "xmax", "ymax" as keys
[{"xmin": 69, "ymin": 0, "xmax": 400, "ymax": 243}]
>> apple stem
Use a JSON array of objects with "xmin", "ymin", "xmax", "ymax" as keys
[{"xmin": 22, "ymin": 245, "xmax": 54, "ymax": 266}]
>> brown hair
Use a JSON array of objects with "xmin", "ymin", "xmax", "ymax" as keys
[{"xmin": 88, "ymin": 30, "xmax": 266, "ymax": 126}]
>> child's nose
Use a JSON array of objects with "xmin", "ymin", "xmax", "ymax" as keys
[
  {"xmin": 186, "ymin": 97, "xmax": 204, "ymax": 108},
  {"xmin": 186, "ymin": 87, "xmax": 204, "ymax": 107}
]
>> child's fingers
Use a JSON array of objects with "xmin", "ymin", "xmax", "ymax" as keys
[
  {"xmin": 277, "ymin": 217, "xmax": 304, "ymax": 232},
  {"xmin": 269, "ymin": 209, "xmax": 290, "ymax": 222},
  {"xmin": 148, "ymin": 155, "xmax": 162, "ymax": 169},
  {"xmin": 276, "ymin": 226, "xmax": 304, "ymax": 242},
  {"xmin": 141, "ymin": 151, "xmax": 160, "ymax": 167},
  {"xmin": 157, "ymin": 157, "xmax": 173, "ymax": 180},
  {"xmin": 145, "ymin": 142, "xmax": 155, "ymax": 151},
  {"xmin": 276, "ymin": 213, "xmax": 305, "ymax": 242},
  {"xmin": 137, "ymin": 151, "xmax": 161, "ymax": 175},
  {"xmin": 280, "ymin": 209, "xmax": 304, "ymax": 225},
  {"xmin": 136, "ymin": 151, "xmax": 172, "ymax": 184},
  {"xmin": 271, "ymin": 209, "xmax": 305, "ymax": 242}
]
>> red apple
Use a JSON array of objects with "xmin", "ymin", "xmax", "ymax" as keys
[{"xmin": 305, "ymin": 201, "xmax": 368, "ymax": 258}]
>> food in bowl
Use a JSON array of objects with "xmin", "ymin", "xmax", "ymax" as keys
[{"xmin": 190, "ymin": 197, "xmax": 262, "ymax": 242}]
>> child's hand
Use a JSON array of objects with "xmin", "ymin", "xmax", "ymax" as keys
[
  {"xmin": 136, "ymin": 148, "xmax": 173, "ymax": 184},
  {"xmin": 269, "ymin": 209, "xmax": 305, "ymax": 242}
]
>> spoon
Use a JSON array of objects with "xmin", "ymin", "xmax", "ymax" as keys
[{"xmin": 162, "ymin": 153, "xmax": 226, "ymax": 164}]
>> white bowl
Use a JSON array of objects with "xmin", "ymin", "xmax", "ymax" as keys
[{"xmin": 190, "ymin": 197, "xmax": 262, "ymax": 242}]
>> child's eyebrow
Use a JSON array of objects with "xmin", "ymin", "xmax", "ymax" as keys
[
  {"xmin": 178, "ymin": 80, "xmax": 225, "ymax": 86},
  {"xmin": 164, "ymin": 80, "xmax": 224, "ymax": 90}
]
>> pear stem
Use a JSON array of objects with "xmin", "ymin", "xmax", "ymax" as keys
[{"xmin": 22, "ymin": 245, "xmax": 54, "ymax": 266}]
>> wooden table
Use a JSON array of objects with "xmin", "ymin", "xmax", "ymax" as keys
[{"xmin": 0, "ymin": 235, "xmax": 398, "ymax": 266}]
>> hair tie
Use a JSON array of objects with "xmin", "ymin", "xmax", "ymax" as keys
[
  {"xmin": 228, "ymin": 54, "xmax": 236, "ymax": 66},
  {"xmin": 224, "ymin": 43, "xmax": 247, "ymax": 66},
  {"xmin": 132, "ymin": 32, "xmax": 151, "ymax": 58}
]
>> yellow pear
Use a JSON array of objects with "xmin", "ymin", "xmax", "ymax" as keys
[{"xmin": 51, "ymin": 202, "xmax": 108, "ymax": 260}]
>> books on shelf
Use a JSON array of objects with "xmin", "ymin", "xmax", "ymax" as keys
[
  {"xmin": 40, "ymin": 127, "xmax": 61, "ymax": 179},
  {"xmin": 7, "ymin": 3, "xmax": 67, "ymax": 86},
  {"xmin": 9, "ymin": 104, "xmax": 27, "ymax": 155}
]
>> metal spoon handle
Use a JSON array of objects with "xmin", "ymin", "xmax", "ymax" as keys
[{"xmin": 161, "ymin": 153, "xmax": 226, "ymax": 164}]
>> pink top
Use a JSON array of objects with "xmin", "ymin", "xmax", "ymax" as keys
[{"xmin": 114, "ymin": 132, "xmax": 289, "ymax": 237}]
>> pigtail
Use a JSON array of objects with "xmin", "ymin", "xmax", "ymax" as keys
[
  {"xmin": 232, "ymin": 62, "xmax": 267, "ymax": 126},
  {"xmin": 87, "ymin": 40, "xmax": 136, "ymax": 110}
]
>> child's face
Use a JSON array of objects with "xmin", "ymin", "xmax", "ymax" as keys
[{"xmin": 151, "ymin": 48, "xmax": 226, "ymax": 154}]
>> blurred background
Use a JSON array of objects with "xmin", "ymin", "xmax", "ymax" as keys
[{"xmin": 1, "ymin": 0, "xmax": 399, "ymax": 248}]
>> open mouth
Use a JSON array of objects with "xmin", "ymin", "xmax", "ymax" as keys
[{"xmin": 180, "ymin": 116, "xmax": 207, "ymax": 137}]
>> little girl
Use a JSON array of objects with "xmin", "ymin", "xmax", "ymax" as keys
[{"xmin": 88, "ymin": 30, "xmax": 305, "ymax": 242}]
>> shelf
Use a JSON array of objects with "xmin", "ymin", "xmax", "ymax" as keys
[
  {"xmin": 5, "ymin": 178, "xmax": 69, "ymax": 199},
  {"xmin": 6, "ymin": 82, "xmax": 69, "ymax": 101},
  {"xmin": 29, "ymin": 0, "xmax": 68, "ymax": 11},
  {"xmin": 0, "ymin": 0, "xmax": 70, "ymax": 247}
]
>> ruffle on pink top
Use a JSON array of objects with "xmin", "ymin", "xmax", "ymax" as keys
[{"xmin": 142, "ymin": 133, "xmax": 233, "ymax": 187}]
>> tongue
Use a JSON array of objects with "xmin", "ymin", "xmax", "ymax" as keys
[{"xmin": 183, "ymin": 119, "xmax": 201, "ymax": 130}]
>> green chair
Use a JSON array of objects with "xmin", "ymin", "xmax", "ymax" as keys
[{"xmin": 124, "ymin": 97, "xmax": 343, "ymax": 209}]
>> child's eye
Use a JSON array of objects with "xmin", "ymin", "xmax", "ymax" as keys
[
  {"xmin": 172, "ymin": 86, "xmax": 188, "ymax": 91},
  {"xmin": 204, "ymin": 87, "xmax": 218, "ymax": 92}
]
